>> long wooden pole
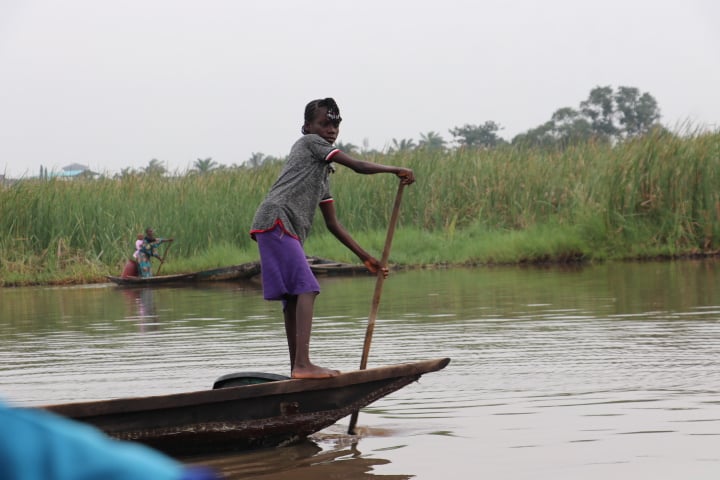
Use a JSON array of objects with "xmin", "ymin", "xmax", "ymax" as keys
[
  {"xmin": 348, "ymin": 181, "xmax": 405, "ymax": 435},
  {"xmin": 155, "ymin": 241, "xmax": 173, "ymax": 276}
]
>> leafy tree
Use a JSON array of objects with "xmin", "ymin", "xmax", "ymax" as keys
[
  {"xmin": 193, "ymin": 157, "xmax": 218, "ymax": 174},
  {"xmin": 511, "ymin": 121, "xmax": 556, "ymax": 148},
  {"xmin": 449, "ymin": 121, "xmax": 505, "ymax": 148},
  {"xmin": 614, "ymin": 86, "xmax": 661, "ymax": 137},
  {"xmin": 143, "ymin": 159, "xmax": 166, "ymax": 176},
  {"xmin": 551, "ymin": 107, "xmax": 595, "ymax": 146},
  {"xmin": 418, "ymin": 131, "xmax": 447, "ymax": 151},
  {"xmin": 512, "ymin": 85, "xmax": 662, "ymax": 147},
  {"xmin": 580, "ymin": 85, "xmax": 661, "ymax": 139},
  {"xmin": 512, "ymin": 107, "xmax": 601, "ymax": 148},
  {"xmin": 580, "ymin": 85, "xmax": 617, "ymax": 138}
]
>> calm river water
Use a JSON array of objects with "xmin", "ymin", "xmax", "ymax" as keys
[{"xmin": 1, "ymin": 261, "xmax": 719, "ymax": 479}]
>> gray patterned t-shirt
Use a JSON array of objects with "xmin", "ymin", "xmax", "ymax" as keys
[{"xmin": 250, "ymin": 134, "xmax": 339, "ymax": 243}]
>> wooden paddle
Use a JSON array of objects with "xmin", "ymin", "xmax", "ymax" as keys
[
  {"xmin": 348, "ymin": 181, "xmax": 405, "ymax": 435},
  {"xmin": 155, "ymin": 241, "xmax": 173, "ymax": 276}
]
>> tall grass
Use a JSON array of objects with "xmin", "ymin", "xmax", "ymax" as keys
[{"xmin": 1, "ymin": 129, "xmax": 718, "ymax": 284}]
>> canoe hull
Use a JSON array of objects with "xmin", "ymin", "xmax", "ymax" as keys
[
  {"xmin": 106, "ymin": 273, "xmax": 197, "ymax": 285},
  {"xmin": 42, "ymin": 358, "xmax": 450, "ymax": 456},
  {"xmin": 306, "ymin": 256, "xmax": 371, "ymax": 276},
  {"xmin": 107, "ymin": 262, "xmax": 261, "ymax": 286},
  {"xmin": 107, "ymin": 258, "xmax": 374, "ymax": 286}
]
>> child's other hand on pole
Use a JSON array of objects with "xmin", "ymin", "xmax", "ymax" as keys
[{"xmin": 364, "ymin": 258, "xmax": 389, "ymax": 278}]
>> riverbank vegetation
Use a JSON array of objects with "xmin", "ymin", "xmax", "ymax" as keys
[{"xmin": 2, "ymin": 127, "xmax": 718, "ymax": 286}]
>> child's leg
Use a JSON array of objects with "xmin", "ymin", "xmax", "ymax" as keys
[
  {"xmin": 283, "ymin": 296, "xmax": 298, "ymax": 369},
  {"xmin": 287, "ymin": 291, "xmax": 340, "ymax": 379}
]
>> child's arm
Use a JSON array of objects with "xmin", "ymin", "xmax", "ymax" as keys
[
  {"xmin": 319, "ymin": 201, "xmax": 389, "ymax": 278},
  {"xmin": 331, "ymin": 152, "xmax": 415, "ymax": 185}
]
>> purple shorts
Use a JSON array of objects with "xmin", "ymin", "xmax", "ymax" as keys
[{"xmin": 255, "ymin": 226, "xmax": 320, "ymax": 302}]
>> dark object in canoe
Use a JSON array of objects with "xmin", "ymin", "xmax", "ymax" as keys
[
  {"xmin": 213, "ymin": 371, "xmax": 290, "ymax": 388},
  {"xmin": 192, "ymin": 262, "xmax": 261, "ymax": 281},
  {"xmin": 121, "ymin": 260, "xmax": 139, "ymax": 277},
  {"xmin": 306, "ymin": 256, "xmax": 372, "ymax": 276},
  {"xmin": 107, "ymin": 262, "xmax": 261, "ymax": 286},
  {"xmin": 41, "ymin": 358, "xmax": 450, "ymax": 457}
]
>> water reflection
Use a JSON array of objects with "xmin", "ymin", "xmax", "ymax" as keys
[
  {"xmin": 189, "ymin": 438, "xmax": 411, "ymax": 479},
  {"xmin": 121, "ymin": 288, "xmax": 158, "ymax": 330},
  {"xmin": 1, "ymin": 261, "xmax": 720, "ymax": 479}
]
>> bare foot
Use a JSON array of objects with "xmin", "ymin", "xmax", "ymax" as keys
[{"xmin": 291, "ymin": 364, "xmax": 341, "ymax": 379}]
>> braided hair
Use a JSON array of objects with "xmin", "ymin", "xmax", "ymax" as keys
[{"xmin": 301, "ymin": 98, "xmax": 342, "ymax": 134}]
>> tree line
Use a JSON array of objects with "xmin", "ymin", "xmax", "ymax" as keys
[{"xmin": 112, "ymin": 85, "xmax": 664, "ymax": 177}]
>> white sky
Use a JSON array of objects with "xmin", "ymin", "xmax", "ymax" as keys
[{"xmin": 1, "ymin": 0, "xmax": 719, "ymax": 178}]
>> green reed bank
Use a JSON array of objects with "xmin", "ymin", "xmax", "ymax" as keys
[{"xmin": 1, "ymin": 129, "xmax": 719, "ymax": 286}]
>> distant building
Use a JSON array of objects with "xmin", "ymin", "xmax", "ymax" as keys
[{"xmin": 52, "ymin": 163, "xmax": 98, "ymax": 179}]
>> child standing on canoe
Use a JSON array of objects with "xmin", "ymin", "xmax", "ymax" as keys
[{"xmin": 250, "ymin": 98, "xmax": 415, "ymax": 379}]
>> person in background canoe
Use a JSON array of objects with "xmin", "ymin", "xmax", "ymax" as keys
[
  {"xmin": 138, "ymin": 227, "xmax": 173, "ymax": 278},
  {"xmin": 250, "ymin": 97, "xmax": 415, "ymax": 379},
  {"xmin": 0, "ymin": 398, "xmax": 219, "ymax": 480}
]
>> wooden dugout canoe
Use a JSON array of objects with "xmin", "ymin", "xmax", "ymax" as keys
[
  {"xmin": 106, "ymin": 262, "xmax": 262, "ymax": 286},
  {"xmin": 41, "ymin": 358, "xmax": 450, "ymax": 457}
]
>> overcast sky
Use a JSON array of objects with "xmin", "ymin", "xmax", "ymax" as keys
[{"xmin": 1, "ymin": 0, "xmax": 719, "ymax": 178}]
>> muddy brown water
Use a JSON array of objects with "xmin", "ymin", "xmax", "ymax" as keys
[{"xmin": 1, "ymin": 261, "xmax": 719, "ymax": 479}]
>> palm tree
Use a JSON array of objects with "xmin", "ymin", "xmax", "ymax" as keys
[
  {"xmin": 388, "ymin": 138, "xmax": 416, "ymax": 153},
  {"xmin": 114, "ymin": 167, "xmax": 138, "ymax": 179},
  {"xmin": 418, "ymin": 131, "xmax": 446, "ymax": 151},
  {"xmin": 143, "ymin": 159, "xmax": 166, "ymax": 176},
  {"xmin": 193, "ymin": 157, "xmax": 218, "ymax": 174}
]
